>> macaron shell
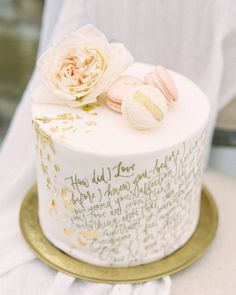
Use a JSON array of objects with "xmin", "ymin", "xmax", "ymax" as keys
[
  {"xmin": 125, "ymin": 97, "xmax": 157, "ymax": 130},
  {"xmin": 122, "ymin": 85, "xmax": 167, "ymax": 130},
  {"xmin": 155, "ymin": 65, "xmax": 179, "ymax": 102},
  {"xmin": 106, "ymin": 98, "xmax": 122, "ymax": 113},
  {"xmin": 144, "ymin": 65, "xmax": 178, "ymax": 105},
  {"xmin": 106, "ymin": 75, "xmax": 143, "ymax": 104}
]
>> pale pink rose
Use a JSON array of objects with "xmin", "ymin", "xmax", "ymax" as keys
[{"xmin": 33, "ymin": 25, "xmax": 133, "ymax": 107}]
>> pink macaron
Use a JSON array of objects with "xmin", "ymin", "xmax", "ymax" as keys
[
  {"xmin": 144, "ymin": 65, "xmax": 178, "ymax": 106},
  {"xmin": 106, "ymin": 75, "xmax": 143, "ymax": 113}
]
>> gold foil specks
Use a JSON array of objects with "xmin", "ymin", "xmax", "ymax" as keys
[
  {"xmin": 51, "ymin": 199, "xmax": 56, "ymax": 207},
  {"xmin": 76, "ymin": 97, "xmax": 84, "ymax": 103},
  {"xmin": 81, "ymin": 231, "xmax": 101, "ymax": 240},
  {"xmin": 61, "ymin": 187, "xmax": 76, "ymax": 211},
  {"xmin": 41, "ymin": 162, "xmax": 48, "ymax": 174},
  {"xmin": 81, "ymin": 104, "xmax": 94, "ymax": 112},
  {"xmin": 46, "ymin": 177, "xmax": 51, "ymax": 190},
  {"xmin": 33, "ymin": 120, "xmax": 55, "ymax": 154},
  {"xmin": 56, "ymin": 113, "xmax": 75, "ymax": 121},
  {"xmin": 77, "ymin": 237, "xmax": 87, "ymax": 247},
  {"xmin": 50, "ymin": 126, "xmax": 59, "ymax": 133},
  {"xmin": 47, "ymin": 154, "xmax": 51, "ymax": 161},
  {"xmin": 61, "ymin": 187, "xmax": 69, "ymax": 198},
  {"xmin": 35, "ymin": 113, "xmax": 80, "ymax": 125},
  {"xmin": 64, "ymin": 228, "xmax": 72, "ymax": 236},
  {"xmin": 49, "ymin": 199, "xmax": 57, "ymax": 215},
  {"xmin": 58, "ymin": 134, "xmax": 66, "ymax": 143},
  {"xmin": 62, "ymin": 126, "xmax": 74, "ymax": 131},
  {"xmin": 86, "ymin": 121, "xmax": 97, "ymax": 126},
  {"xmin": 54, "ymin": 164, "xmax": 60, "ymax": 172},
  {"xmin": 36, "ymin": 116, "xmax": 53, "ymax": 123}
]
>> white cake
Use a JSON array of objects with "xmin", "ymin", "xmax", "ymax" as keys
[{"xmin": 32, "ymin": 62, "xmax": 209, "ymax": 267}]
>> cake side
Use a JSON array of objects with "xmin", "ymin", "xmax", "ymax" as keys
[{"xmin": 33, "ymin": 62, "xmax": 209, "ymax": 267}]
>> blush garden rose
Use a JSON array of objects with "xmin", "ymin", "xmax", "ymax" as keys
[{"xmin": 33, "ymin": 25, "xmax": 133, "ymax": 107}]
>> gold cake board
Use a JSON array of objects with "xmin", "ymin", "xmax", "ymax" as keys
[{"xmin": 19, "ymin": 185, "xmax": 218, "ymax": 284}]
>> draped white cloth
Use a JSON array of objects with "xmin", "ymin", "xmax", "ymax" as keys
[{"xmin": 0, "ymin": 0, "xmax": 235, "ymax": 294}]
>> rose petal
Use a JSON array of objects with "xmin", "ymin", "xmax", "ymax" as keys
[{"xmin": 33, "ymin": 25, "xmax": 133, "ymax": 107}]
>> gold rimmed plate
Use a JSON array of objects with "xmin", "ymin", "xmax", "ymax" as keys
[{"xmin": 19, "ymin": 185, "xmax": 218, "ymax": 284}]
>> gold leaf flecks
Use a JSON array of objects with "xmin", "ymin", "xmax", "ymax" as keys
[
  {"xmin": 35, "ymin": 116, "xmax": 53, "ymax": 124},
  {"xmin": 81, "ymin": 231, "xmax": 101, "ymax": 240},
  {"xmin": 94, "ymin": 101, "xmax": 101, "ymax": 107},
  {"xmin": 75, "ymin": 114, "xmax": 81, "ymax": 119},
  {"xmin": 33, "ymin": 120, "xmax": 55, "ymax": 154},
  {"xmin": 61, "ymin": 187, "xmax": 75, "ymax": 211},
  {"xmin": 86, "ymin": 121, "xmax": 97, "ymax": 126},
  {"xmin": 47, "ymin": 154, "xmax": 51, "ymax": 161},
  {"xmin": 56, "ymin": 113, "xmax": 75, "ymax": 121},
  {"xmin": 81, "ymin": 104, "xmax": 94, "ymax": 112},
  {"xmin": 51, "ymin": 199, "xmax": 57, "ymax": 208},
  {"xmin": 58, "ymin": 134, "xmax": 66, "ymax": 142},
  {"xmin": 62, "ymin": 125, "xmax": 73, "ymax": 131},
  {"xmin": 76, "ymin": 97, "xmax": 84, "ymax": 103},
  {"xmin": 41, "ymin": 162, "xmax": 48, "ymax": 174},
  {"xmin": 64, "ymin": 228, "xmax": 72, "ymax": 236},
  {"xmin": 54, "ymin": 164, "xmax": 60, "ymax": 172},
  {"xmin": 77, "ymin": 237, "xmax": 87, "ymax": 247},
  {"xmin": 50, "ymin": 126, "xmax": 59, "ymax": 133},
  {"xmin": 49, "ymin": 199, "xmax": 57, "ymax": 215}
]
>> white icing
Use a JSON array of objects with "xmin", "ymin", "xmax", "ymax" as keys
[{"xmin": 33, "ymin": 62, "xmax": 210, "ymax": 267}]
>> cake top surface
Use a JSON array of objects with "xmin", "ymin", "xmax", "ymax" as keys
[{"xmin": 32, "ymin": 62, "xmax": 209, "ymax": 156}]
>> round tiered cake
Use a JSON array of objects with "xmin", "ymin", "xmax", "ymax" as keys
[{"xmin": 32, "ymin": 62, "xmax": 209, "ymax": 267}]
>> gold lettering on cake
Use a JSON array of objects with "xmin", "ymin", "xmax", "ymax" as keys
[
  {"xmin": 46, "ymin": 130, "xmax": 206, "ymax": 265},
  {"xmin": 113, "ymin": 161, "xmax": 135, "ymax": 178},
  {"xmin": 92, "ymin": 168, "xmax": 111, "ymax": 184}
]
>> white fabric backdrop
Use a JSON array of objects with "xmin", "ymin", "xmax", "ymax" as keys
[{"xmin": 0, "ymin": 0, "xmax": 235, "ymax": 294}]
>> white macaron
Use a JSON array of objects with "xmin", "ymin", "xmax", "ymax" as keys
[{"xmin": 122, "ymin": 84, "xmax": 168, "ymax": 130}]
